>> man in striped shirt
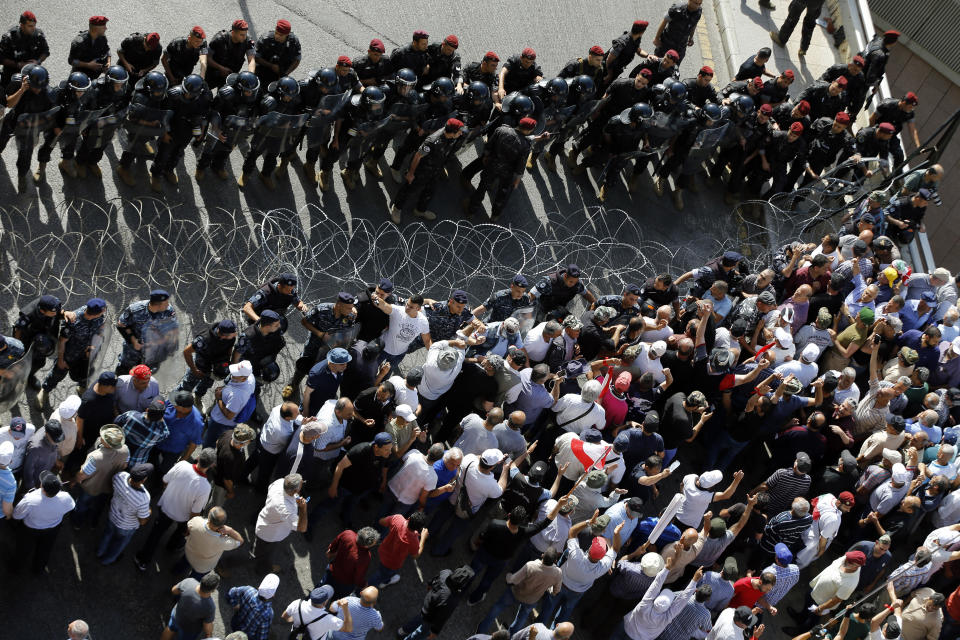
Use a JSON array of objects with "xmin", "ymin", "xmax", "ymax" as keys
[
  {"xmin": 760, "ymin": 543, "xmax": 800, "ymax": 612},
  {"xmin": 887, "ymin": 547, "xmax": 934, "ymax": 597},
  {"xmin": 698, "ymin": 557, "xmax": 739, "ymax": 616},
  {"xmin": 96, "ymin": 464, "xmax": 152, "ymax": 565},
  {"xmin": 755, "ymin": 497, "xmax": 812, "ymax": 567},
  {"xmin": 658, "ymin": 584, "xmax": 713, "ymax": 640},
  {"xmin": 748, "ymin": 452, "xmax": 812, "ymax": 516}
]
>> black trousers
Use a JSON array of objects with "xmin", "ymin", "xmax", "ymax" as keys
[
  {"xmin": 153, "ymin": 129, "xmax": 195, "ymax": 175},
  {"xmin": 0, "ymin": 113, "xmax": 36, "ymax": 176},
  {"xmin": 468, "ymin": 168, "xmax": 515, "ymax": 218},
  {"xmin": 777, "ymin": 0, "xmax": 824, "ymax": 50},
  {"xmin": 392, "ymin": 170, "xmax": 440, "ymax": 211},
  {"xmin": 198, "ymin": 139, "xmax": 234, "ymax": 171},
  {"xmin": 135, "ymin": 511, "xmax": 187, "ymax": 565},
  {"xmin": 14, "ymin": 522, "xmax": 61, "ymax": 573}
]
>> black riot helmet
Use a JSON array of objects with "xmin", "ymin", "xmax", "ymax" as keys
[
  {"xmin": 26, "ymin": 64, "xmax": 49, "ymax": 89},
  {"xmin": 570, "ymin": 75, "xmax": 596, "ymax": 100},
  {"xmin": 143, "ymin": 71, "xmax": 168, "ymax": 99},
  {"xmin": 430, "ymin": 76, "xmax": 455, "ymax": 97},
  {"xmin": 466, "ymin": 80, "xmax": 490, "ymax": 105},
  {"xmin": 545, "ymin": 77, "xmax": 569, "ymax": 101},
  {"xmin": 182, "ymin": 74, "xmax": 205, "ymax": 98},
  {"xmin": 733, "ymin": 94, "xmax": 755, "ymax": 117},
  {"xmin": 106, "ymin": 65, "xmax": 129, "ymax": 87},
  {"xmin": 68, "ymin": 71, "xmax": 91, "ymax": 92},
  {"xmin": 360, "ymin": 85, "xmax": 386, "ymax": 115},
  {"xmin": 629, "ymin": 102, "xmax": 654, "ymax": 123},
  {"xmin": 314, "ymin": 67, "xmax": 338, "ymax": 91},
  {"xmin": 668, "ymin": 81, "xmax": 687, "ymax": 101},
  {"xmin": 702, "ymin": 102, "xmax": 722, "ymax": 123},
  {"xmin": 396, "ymin": 68, "xmax": 417, "ymax": 87},
  {"xmin": 236, "ymin": 71, "xmax": 260, "ymax": 98},
  {"xmin": 276, "ymin": 76, "xmax": 300, "ymax": 100},
  {"xmin": 504, "ymin": 93, "xmax": 534, "ymax": 118}
]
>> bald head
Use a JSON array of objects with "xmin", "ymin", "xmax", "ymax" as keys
[
  {"xmin": 359, "ymin": 586, "xmax": 379, "ymax": 606},
  {"xmin": 68, "ymin": 621, "xmax": 89, "ymax": 640},
  {"xmin": 508, "ymin": 411, "xmax": 526, "ymax": 429},
  {"xmin": 486, "ymin": 407, "xmax": 504, "ymax": 425},
  {"xmin": 554, "ymin": 622, "xmax": 575, "ymax": 639},
  {"xmin": 681, "ymin": 528, "xmax": 699, "ymax": 545},
  {"xmin": 657, "ymin": 305, "xmax": 672, "ymax": 320},
  {"xmin": 858, "ymin": 229, "xmax": 874, "ymax": 245}
]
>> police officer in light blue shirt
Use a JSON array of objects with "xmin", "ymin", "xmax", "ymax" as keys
[{"xmin": 115, "ymin": 289, "xmax": 177, "ymax": 374}]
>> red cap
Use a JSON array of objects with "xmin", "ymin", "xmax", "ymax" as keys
[
  {"xmin": 884, "ymin": 29, "xmax": 901, "ymax": 40},
  {"xmin": 845, "ymin": 550, "xmax": 866, "ymax": 566},
  {"xmin": 759, "ymin": 104, "xmax": 773, "ymax": 115},
  {"xmin": 835, "ymin": 111, "xmax": 851, "ymax": 124},
  {"xmin": 852, "ymin": 55, "xmax": 865, "ymax": 67},
  {"xmin": 412, "ymin": 29, "xmax": 429, "ymax": 40},
  {"xmin": 838, "ymin": 491, "xmax": 856, "ymax": 506},
  {"xmin": 783, "ymin": 69, "xmax": 795, "ymax": 80},
  {"xmin": 589, "ymin": 45, "xmax": 605, "ymax": 56},
  {"xmin": 145, "ymin": 32, "xmax": 160, "ymax": 49},
  {"xmin": 789, "ymin": 121, "xmax": 804, "ymax": 134},
  {"xmin": 588, "ymin": 536, "xmax": 609, "ymax": 561},
  {"xmin": 878, "ymin": 122, "xmax": 896, "ymax": 133},
  {"xmin": 904, "ymin": 91, "xmax": 919, "ymax": 105},
  {"xmin": 699, "ymin": 65, "xmax": 714, "ymax": 75},
  {"xmin": 835, "ymin": 76, "xmax": 848, "ymax": 87},
  {"xmin": 191, "ymin": 26, "xmax": 206, "ymax": 39},
  {"xmin": 444, "ymin": 34, "xmax": 458, "ymax": 48},
  {"xmin": 337, "ymin": 55, "xmax": 352, "ymax": 67},
  {"xmin": 796, "ymin": 100, "xmax": 811, "ymax": 115},
  {"xmin": 752, "ymin": 76, "xmax": 763, "ymax": 88},
  {"xmin": 633, "ymin": 19, "xmax": 649, "ymax": 28},
  {"xmin": 20, "ymin": 11, "xmax": 36, "ymax": 22},
  {"xmin": 484, "ymin": 51, "xmax": 500, "ymax": 62},
  {"xmin": 89, "ymin": 15, "xmax": 108, "ymax": 26},
  {"xmin": 232, "ymin": 19, "xmax": 248, "ymax": 31},
  {"xmin": 522, "ymin": 47, "xmax": 536, "ymax": 59},
  {"xmin": 445, "ymin": 118, "xmax": 464, "ymax": 130},
  {"xmin": 639, "ymin": 68, "xmax": 653, "ymax": 78},
  {"xmin": 369, "ymin": 38, "xmax": 385, "ymax": 53},
  {"xmin": 130, "ymin": 364, "xmax": 152, "ymax": 380},
  {"xmin": 275, "ymin": 19, "xmax": 291, "ymax": 34},
  {"xmin": 518, "ymin": 117, "xmax": 537, "ymax": 130},
  {"xmin": 665, "ymin": 49, "xmax": 680, "ymax": 61}
]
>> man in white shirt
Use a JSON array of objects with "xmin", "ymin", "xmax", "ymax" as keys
[
  {"xmin": 634, "ymin": 341, "xmax": 668, "ymax": 384},
  {"xmin": 135, "ymin": 447, "xmax": 215, "ymax": 571},
  {"xmin": 311, "ymin": 398, "xmax": 354, "ymax": 466},
  {"xmin": 388, "ymin": 368, "xmax": 421, "ymax": 411},
  {"xmin": 552, "ymin": 380, "xmax": 606, "ymax": 434},
  {"xmin": 205, "ymin": 360, "xmax": 256, "ymax": 447},
  {"xmin": 381, "ymin": 443, "xmax": 446, "ymax": 519},
  {"xmin": 253, "ymin": 402, "xmax": 302, "ymax": 491},
  {"xmin": 775, "ymin": 343, "xmax": 820, "ymax": 387},
  {"xmin": 282, "ymin": 584, "xmax": 351, "ymax": 640},
  {"xmin": 418, "ymin": 339, "xmax": 470, "ymax": 414},
  {"xmin": 373, "ymin": 295, "xmax": 432, "ymax": 370},
  {"xmin": 553, "ymin": 431, "xmax": 626, "ymax": 490},
  {"xmin": 255, "ymin": 473, "xmax": 308, "ymax": 572},
  {"xmin": 454, "ymin": 408, "xmax": 503, "ymax": 457},
  {"xmin": 0, "ymin": 416, "xmax": 37, "ymax": 473},
  {"xmin": 13, "ymin": 470, "xmax": 75, "ymax": 572},
  {"xmin": 833, "ymin": 368, "xmax": 862, "ymax": 404},
  {"xmin": 703, "ymin": 606, "xmax": 761, "ymax": 640},
  {"xmin": 523, "ymin": 320, "xmax": 562, "ymax": 364}
]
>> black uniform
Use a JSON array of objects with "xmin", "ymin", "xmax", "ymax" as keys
[
  {"xmin": 858, "ymin": 34, "xmax": 892, "ymax": 105},
  {"xmin": 423, "ymin": 42, "xmax": 462, "ymax": 86},
  {"xmin": 884, "ymin": 197, "xmax": 926, "ymax": 245},
  {"xmin": 717, "ymin": 110, "xmax": 773, "ymax": 195},
  {"xmin": 0, "ymin": 23, "xmax": 49, "ymax": 85},
  {"xmin": 462, "ymin": 62, "xmax": 499, "ymax": 94},
  {"xmin": 354, "ymin": 287, "xmax": 398, "ymax": 343},
  {"xmin": 13, "ymin": 297, "xmax": 66, "ymax": 380},
  {"xmin": 197, "ymin": 77, "xmax": 259, "ymax": 171},
  {"xmin": 838, "ymin": 125, "xmax": 894, "ymax": 180},
  {"xmin": 721, "ymin": 80, "xmax": 759, "ymax": 100},
  {"xmin": 335, "ymin": 68, "xmax": 361, "ymax": 95},
  {"xmin": 586, "ymin": 112, "xmax": 648, "ymax": 188},
  {"xmin": 242, "ymin": 86, "xmax": 303, "ymax": 176},
  {"xmin": 789, "ymin": 116, "xmax": 854, "ymax": 187},
  {"xmin": 206, "ymin": 29, "xmax": 255, "ymax": 89},
  {"xmin": 320, "ymin": 93, "xmax": 382, "ymax": 174},
  {"xmin": 36, "ymin": 78, "xmax": 96, "ymax": 162},
  {"xmin": 656, "ymin": 3, "xmax": 702, "ymax": 61},
  {"xmin": 388, "ymin": 93, "xmax": 454, "ymax": 172},
  {"xmin": 254, "ymin": 31, "xmax": 301, "ymax": 86},
  {"xmin": 558, "ymin": 57, "xmax": 604, "ymax": 86},
  {"xmin": 501, "ymin": 55, "xmax": 543, "ymax": 94},
  {"xmin": 118, "ymin": 33, "xmax": 161, "ymax": 77},
  {"xmin": 467, "ymin": 124, "xmax": 531, "ymax": 219},
  {"xmin": 117, "ymin": 84, "xmax": 170, "ymax": 168},
  {"xmin": 392, "ymin": 128, "xmax": 459, "ymax": 212},
  {"xmin": 796, "ymin": 81, "xmax": 848, "ymax": 120},
  {"xmin": 0, "ymin": 77, "xmax": 57, "ymax": 175},
  {"xmin": 745, "ymin": 129, "xmax": 807, "ymax": 196},
  {"xmin": 628, "ymin": 58, "xmax": 678, "ymax": 86},
  {"xmin": 821, "ymin": 64, "xmax": 867, "ymax": 117},
  {"xmin": 604, "ymin": 32, "xmax": 643, "ymax": 81},
  {"xmin": 682, "ymin": 77, "xmax": 719, "ymax": 107},
  {"xmin": 235, "ymin": 322, "xmax": 285, "ymax": 383},
  {"xmin": 163, "ymin": 36, "xmax": 207, "ymax": 84},
  {"xmin": 364, "ymin": 81, "xmax": 424, "ymax": 164},
  {"xmin": 68, "ymin": 30, "xmax": 110, "ymax": 79},
  {"xmin": 76, "ymin": 74, "xmax": 132, "ymax": 166},
  {"xmin": 574, "ymin": 77, "xmax": 653, "ymax": 152},
  {"xmin": 389, "ymin": 43, "xmax": 429, "ymax": 78},
  {"xmin": 873, "ymin": 98, "xmax": 913, "ymax": 167},
  {"xmin": 175, "ymin": 323, "xmax": 237, "ymax": 396},
  {"xmin": 246, "ymin": 279, "xmax": 301, "ymax": 331},
  {"xmin": 758, "ymin": 78, "xmax": 791, "ymax": 106},
  {"xmin": 152, "ymin": 81, "xmax": 212, "ymax": 176},
  {"xmin": 735, "ymin": 56, "xmax": 766, "ymax": 81},
  {"xmin": 774, "ymin": 0, "xmax": 825, "ymax": 51},
  {"xmin": 353, "ymin": 53, "xmax": 390, "ymax": 87},
  {"xmin": 632, "ymin": 89, "xmax": 697, "ymax": 176},
  {"xmin": 771, "ymin": 103, "xmax": 811, "ymax": 133}
]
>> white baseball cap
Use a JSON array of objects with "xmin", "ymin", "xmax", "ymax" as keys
[
  {"xmin": 480, "ymin": 448, "xmax": 503, "ymax": 465},
  {"xmin": 258, "ymin": 573, "xmax": 280, "ymax": 598},
  {"xmin": 775, "ymin": 327, "xmax": 792, "ymax": 347},
  {"xmin": 649, "ymin": 340, "xmax": 667, "ymax": 357},
  {"xmin": 801, "ymin": 343, "xmax": 821, "ymax": 362},
  {"xmin": 394, "ymin": 404, "xmax": 416, "ymax": 422},
  {"xmin": 0, "ymin": 441, "xmax": 13, "ymax": 466},
  {"xmin": 229, "ymin": 360, "xmax": 253, "ymax": 377}
]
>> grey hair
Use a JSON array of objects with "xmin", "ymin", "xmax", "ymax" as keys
[
  {"xmin": 544, "ymin": 320, "xmax": 562, "ymax": 335},
  {"xmin": 357, "ymin": 527, "xmax": 380, "ymax": 547},
  {"xmin": 444, "ymin": 447, "xmax": 463, "ymax": 462},
  {"xmin": 68, "ymin": 620, "xmax": 90, "ymax": 640},
  {"xmin": 562, "ymin": 315, "xmax": 583, "ymax": 330},
  {"xmin": 486, "ymin": 354, "xmax": 505, "ymax": 372},
  {"xmin": 427, "ymin": 442, "xmax": 445, "ymax": 462},
  {"xmin": 196, "ymin": 447, "xmax": 217, "ymax": 468},
  {"xmin": 581, "ymin": 380, "xmax": 602, "ymax": 403},
  {"xmin": 200, "ymin": 572, "xmax": 221, "ymax": 592},
  {"xmin": 283, "ymin": 473, "xmax": 303, "ymax": 494},
  {"xmin": 842, "ymin": 397, "xmax": 857, "ymax": 409},
  {"xmin": 896, "ymin": 376, "xmax": 912, "ymax": 387},
  {"xmin": 208, "ymin": 506, "xmax": 227, "ymax": 527},
  {"xmin": 841, "ymin": 367, "xmax": 856, "ymax": 379},
  {"xmin": 791, "ymin": 497, "xmax": 811, "ymax": 516}
]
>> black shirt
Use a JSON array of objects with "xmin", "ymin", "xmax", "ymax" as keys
[
  {"xmin": 873, "ymin": 98, "xmax": 913, "ymax": 133},
  {"xmin": 68, "ymin": 31, "xmax": 110, "ymax": 78},
  {"xmin": 118, "ymin": 33, "xmax": 161, "ymax": 73},
  {"xmin": 164, "ymin": 36, "xmax": 207, "ymax": 82},
  {"xmin": 605, "ymin": 32, "xmax": 642, "ymax": 77},
  {"xmin": 340, "ymin": 442, "xmax": 388, "ymax": 493},
  {"xmin": 0, "ymin": 24, "xmax": 49, "ymax": 80},
  {"xmin": 502, "ymin": 55, "xmax": 543, "ymax": 94},
  {"xmin": 77, "ymin": 388, "xmax": 118, "ymax": 447},
  {"xmin": 736, "ymin": 57, "xmax": 766, "ymax": 81},
  {"xmin": 389, "ymin": 43, "xmax": 429, "ymax": 78},
  {"xmin": 660, "ymin": 4, "xmax": 703, "ymax": 49},
  {"xmin": 353, "ymin": 54, "xmax": 390, "ymax": 86},
  {"xmin": 661, "ymin": 392, "xmax": 694, "ymax": 449},
  {"xmin": 640, "ymin": 277, "xmax": 679, "ymax": 308},
  {"xmin": 207, "ymin": 29, "xmax": 254, "ymax": 76},
  {"xmin": 212, "ymin": 430, "xmax": 245, "ymax": 487},
  {"xmin": 254, "ymin": 31, "xmax": 301, "ymax": 71},
  {"xmin": 351, "ymin": 386, "xmax": 395, "ymax": 435},
  {"xmin": 478, "ymin": 517, "xmax": 552, "ymax": 559},
  {"xmin": 424, "ymin": 42, "xmax": 462, "ymax": 85},
  {"xmin": 462, "ymin": 61, "xmax": 498, "ymax": 93}
]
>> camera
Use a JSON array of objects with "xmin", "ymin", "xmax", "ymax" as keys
[{"xmin": 872, "ymin": 333, "xmax": 882, "ymax": 344}]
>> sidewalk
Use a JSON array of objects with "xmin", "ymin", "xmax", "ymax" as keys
[{"xmin": 714, "ymin": 0, "xmax": 850, "ymax": 102}]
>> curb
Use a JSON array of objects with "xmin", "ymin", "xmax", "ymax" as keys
[{"xmin": 712, "ymin": 0, "xmax": 742, "ymax": 82}]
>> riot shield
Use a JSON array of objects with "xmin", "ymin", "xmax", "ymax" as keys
[
  {"xmin": 251, "ymin": 111, "xmax": 309, "ymax": 157},
  {"xmin": 680, "ymin": 122, "xmax": 730, "ymax": 175},
  {"xmin": 562, "ymin": 99, "xmax": 600, "ymax": 133},
  {"xmin": 85, "ymin": 305, "xmax": 114, "ymax": 384},
  {"xmin": 83, "ymin": 107, "xmax": 128, "ymax": 149},
  {"xmin": 121, "ymin": 107, "xmax": 173, "ymax": 156},
  {"xmin": 511, "ymin": 306, "xmax": 537, "ymax": 337},
  {"xmin": 206, "ymin": 113, "xmax": 257, "ymax": 151},
  {"xmin": 305, "ymin": 90, "xmax": 351, "ymax": 148},
  {"xmin": 14, "ymin": 107, "xmax": 60, "ymax": 150},
  {"xmin": 141, "ymin": 315, "xmax": 181, "ymax": 381},
  {"xmin": 597, "ymin": 147, "xmax": 659, "ymax": 186},
  {"xmin": 57, "ymin": 107, "xmax": 108, "ymax": 155},
  {"xmin": 322, "ymin": 324, "xmax": 361, "ymax": 350},
  {"xmin": 645, "ymin": 110, "xmax": 681, "ymax": 146},
  {"xmin": 0, "ymin": 344, "xmax": 32, "ymax": 413},
  {"xmin": 341, "ymin": 114, "xmax": 393, "ymax": 165}
]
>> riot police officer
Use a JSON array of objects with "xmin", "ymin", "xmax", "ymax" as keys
[
  {"xmin": 712, "ymin": 97, "xmax": 770, "ymax": 204},
  {"xmin": 771, "ymin": 99, "xmax": 811, "ymax": 132},
  {"xmin": 363, "ymin": 68, "xmax": 423, "ymax": 178},
  {"xmin": 332, "ymin": 55, "xmax": 362, "ymax": 94},
  {"xmin": 576, "ymin": 102, "xmax": 653, "ymax": 202},
  {"xmin": 0, "ymin": 63, "xmax": 57, "ymax": 192},
  {"xmin": 567, "ymin": 70, "xmax": 652, "ymax": 167},
  {"xmin": 74, "ymin": 64, "xmax": 130, "ymax": 178},
  {"xmin": 629, "ymin": 81, "xmax": 697, "ymax": 191},
  {"xmin": 115, "ymin": 289, "xmax": 177, "ymax": 374},
  {"xmin": 391, "ymin": 30, "xmax": 430, "ymax": 79},
  {"xmin": 522, "ymin": 77, "xmax": 570, "ymax": 169},
  {"xmin": 758, "ymin": 69, "xmax": 794, "ymax": 106},
  {"xmin": 0, "ymin": 11, "xmax": 49, "ymax": 87},
  {"xmin": 239, "ymin": 75, "xmax": 302, "ymax": 190},
  {"xmin": 13, "ymin": 294, "xmax": 68, "ymax": 391},
  {"xmin": 838, "ymin": 121, "xmax": 896, "ymax": 180},
  {"xmin": 821, "ymin": 56, "xmax": 866, "ymax": 117},
  {"xmin": 353, "ymin": 39, "xmax": 389, "ymax": 87},
  {"xmin": 653, "ymin": 0, "xmax": 702, "ymax": 61},
  {"xmin": 602, "ymin": 20, "xmax": 649, "ymax": 90},
  {"xmin": 37, "ymin": 297, "xmax": 107, "ymax": 404},
  {"xmin": 656, "ymin": 101, "xmax": 725, "ymax": 209},
  {"xmin": 176, "ymin": 318, "xmax": 238, "ymax": 408},
  {"xmin": 543, "ymin": 75, "xmax": 597, "ymax": 172},
  {"xmin": 683, "ymin": 66, "xmax": 719, "ymax": 107},
  {"xmin": 465, "ymin": 117, "xmax": 537, "ymax": 220},
  {"xmin": 161, "ymin": 27, "xmax": 207, "ymax": 85},
  {"xmin": 857, "ymin": 30, "xmax": 900, "ymax": 112},
  {"xmin": 254, "ymin": 19, "xmax": 301, "ymax": 86},
  {"xmin": 386, "ymin": 77, "xmax": 455, "ymax": 183},
  {"xmin": 462, "ymin": 51, "xmax": 500, "ymax": 100},
  {"xmin": 242, "ymin": 273, "xmax": 309, "ymax": 334},
  {"xmin": 117, "ymin": 32, "xmax": 162, "ymax": 79},
  {"xmin": 68, "ymin": 16, "xmax": 111, "ymax": 79},
  {"xmin": 558, "ymin": 46, "xmax": 605, "ymax": 87},
  {"xmin": 744, "ymin": 120, "xmax": 808, "ymax": 197},
  {"xmin": 115, "ymin": 70, "xmax": 170, "ymax": 187},
  {"xmin": 790, "ymin": 111, "xmax": 854, "ymax": 188},
  {"xmin": 297, "ymin": 67, "xmax": 343, "ymax": 185},
  {"xmin": 721, "ymin": 76, "xmax": 763, "ymax": 103},
  {"xmin": 423, "ymin": 35, "xmax": 463, "ymax": 90},
  {"xmin": 234, "ymin": 310, "xmax": 285, "ymax": 385},
  {"xmin": 629, "ymin": 49, "xmax": 680, "ymax": 86},
  {"xmin": 498, "ymin": 48, "xmax": 543, "ymax": 100},
  {"xmin": 389, "ymin": 118, "xmax": 464, "ymax": 223},
  {"xmin": 35, "ymin": 71, "xmax": 93, "ymax": 182},
  {"xmin": 287, "ymin": 292, "xmax": 358, "ymax": 394},
  {"xmin": 450, "ymin": 79, "xmax": 493, "ymax": 154},
  {"xmin": 196, "ymin": 70, "xmax": 260, "ymax": 180},
  {"xmin": 205, "ymin": 19, "xmax": 255, "ymax": 89},
  {"xmin": 149, "ymin": 74, "xmax": 211, "ymax": 191},
  {"xmin": 795, "ymin": 76, "xmax": 849, "ymax": 120},
  {"xmin": 870, "ymin": 92, "xmax": 919, "ymax": 168},
  {"xmin": 319, "ymin": 85, "xmax": 385, "ymax": 192},
  {"xmin": 459, "ymin": 90, "xmax": 534, "ymax": 186}
]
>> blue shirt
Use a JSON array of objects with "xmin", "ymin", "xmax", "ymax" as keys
[
  {"xmin": 760, "ymin": 394, "xmax": 808, "ymax": 437},
  {"xmin": 304, "ymin": 360, "xmax": 342, "ymax": 417},
  {"xmin": 602, "ymin": 501, "xmax": 640, "ymax": 543},
  {"xmin": 330, "ymin": 595, "xmax": 383, "ymax": 640},
  {"xmin": 158, "ymin": 404, "xmax": 204, "ymax": 454},
  {"xmin": 0, "ymin": 467, "xmax": 16, "ymax": 517},
  {"xmin": 761, "ymin": 562, "xmax": 800, "ymax": 605},
  {"xmin": 698, "ymin": 571, "xmax": 735, "ymax": 615},
  {"xmin": 426, "ymin": 458, "xmax": 458, "ymax": 508},
  {"xmin": 900, "ymin": 300, "xmax": 934, "ymax": 332}
]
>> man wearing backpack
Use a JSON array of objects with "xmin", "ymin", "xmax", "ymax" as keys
[
  {"xmin": 281, "ymin": 584, "xmax": 352, "ymax": 640},
  {"xmin": 204, "ymin": 360, "xmax": 256, "ymax": 447}
]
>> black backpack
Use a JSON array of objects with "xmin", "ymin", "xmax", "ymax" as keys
[{"xmin": 499, "ymin": 472, "xmax": 546, "ymax": 515}]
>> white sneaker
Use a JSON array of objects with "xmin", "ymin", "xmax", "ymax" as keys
[{"xmin": 379, "ymin": 574, "xmax": 401, "ymax": 589}]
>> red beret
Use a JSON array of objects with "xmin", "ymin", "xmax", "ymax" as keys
[
  {"xmin": 369, "ymin": 38, "xmax": 385, "ymax": 53},
  {"xmin": 445, "ymin": 118, "xmax": 464, "ymax": 130},
  {"xmin": 484, "ymin": 51, "xmax": 500, "ymax": 62},
  {"xmin": 191, "ymin": 26, "xmax": 206, "ymax": 39},
  {"xmin": 336, "ymin": 55, "xmax": 352, "ymax": 67},
  {"xmin": 89, "ymin": 15, "xmax": 108, "ymax": 26},
  {"xmin": 884, "ymin": 29, "xmax": 900, "ymax": 40},
  {"xmin": 845, "ymin": 550, "xmax": 866, "ymax": 566},
  {"xmin": 835, "ymin": 75, "xmax": 848, "ymax": 87},
  {"xmin": 634, "ymin": 19, "xmax": 649, "ymax": 28},
  {"xmin": 751, "ymin": 77, "xmax": 763, "ymax": 88},
  {"xmin": 878, "ymin": 122, "xmax": 895, "ymax": 133},
  {"xmin": 639, "ymin": 68, "xmax": 653, "ymax": 78},
  {"xmin": 522, "ymin": 47, "xmax": 536, "ymax": 59},
  {"xmin": 412, "ymin": 29, "xmax": 429, "ymax": 40},
  {"xmin": 759, "ymin": 103, "xmax": 773, "ymax": 115},
  {"xmin": 700, "ymin": 65, "xmax": 714, "ymax": 75},
  {"xmin": 275, "ymin": 19, "xmax": 291, "ymax": 34},
  {"xmin": 145, "ymin": 32, "xmax": 160, "ymax": 49},
  {"xmin": 589, "ymin": 45, "xmax": 605, "ymax": 56},
  {"xmin": 796, "ymin": 100, "xmax": 811, "ymax": 114},
  {"xmin": 232, "ymin": 19, "xmax": 248, "ymax": 31},
  {"xmin": 904, "ymin": 91, "xmax": 919, "ymax": 105},
  {"xmin": 665, "ymin": 49, "xmax": 680, "ymax": 61},
  {"xmin": 789, "ymin": 121, "xmax": 804, "ymax": 134},
  {"xmin": 518, "ymin": 117, "xmax": 537, "ymax": 129},
  {"xmin": 20, "ymin": 11, "xmax": 36, "ymax": 22},
  {"xmin": 444, "ymin": 34, "xmax": 458, "ymax": 48},
  {"xmin": 838, "ymin": 491, "xmax": 855, "ymax": 506},
  {"xmin": 835, "ymin": 111, "xmax": 851, "ymax": 124},
  {"xmin": 783, "ymin": 69, "xmax": 795, "ymax": 80},
  {"xmin": 853, "ymin": 55, "xmax": 865, "ymax": 67}
]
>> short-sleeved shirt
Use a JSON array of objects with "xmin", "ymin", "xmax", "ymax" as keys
[
  {"xmin": 383, "ymin": 305, "xmax": 430, "ymax": 356},
  {"xmin": 109, "ymin": 471, "xmax": 151, "ymax": 530},
  {"xmin": 452, "ymin": 453, "xmax": 504, "ymax": 513},
  {"xmin": 157, "ymin": 460, "xmax": 211, "ymax": 522},
  {"xmin": 68, "ymin": 31, "xmax": 110, "ymax": 77},
  {"xmin": 184, "ymin": 515, "xmax": 242, "ymax": 573},
  {"xmin": 164, "ymin": 36, "xmax": 208, "ymax": 80},
  {"xmin": 330, "ymin": 597, "xmax": 384, "ymax": 640},
  {"xmin": 0, "ymin": 467, "xmax": 15, "ymax": 516},
  {"xmin": 207, "ymin": 29, "xmax": 255, "ymax": 73},
  {"xmin": 340, "ymin": 442, "xmax": 388, "ymax": 494},
  {"xmin": 482, "ymin": 289, "xmax": 535, "ymax": 322},
  {"xmin": 158, "ymin": 403, "xmax": 204, "ymax": 454},
  {"xmin": 379, "ymin": 514, "xmax": 421, "ymax": 570},
  {"xmin": 387, "ymin": 450, "xmax": 438, "ymax": 505},
  {"xmin": 454, "ymin": 414, "xmax": 499, "ymax": 457},
  {"xmin": 172, "ymin": 578, "xmax": 216, "ymax": 636},
  {"xmin": 256, "ymin": 477, "xmax": 300, "ymax": 542},
  {"xmin": 77, "ymin": 388, "xmax": 116, "ymax": 442},
  {"xmin": 118, "ymin": 33, "xmax": 161, "ymax": 71},
  {"xmin": 561, "ymin": 537, "xmax": 615, "ymax": 592},
  {"xmin": 675, "ymin": 474, "xmax": 715, "ymax": 528},
  {"xmin": 283, "ymin": 600, "xmax": 343, "ymax": 640}
]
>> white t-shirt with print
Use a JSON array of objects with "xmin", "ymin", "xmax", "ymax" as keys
[{"xmin": 383, "ymin": 305, "xmax": 430, "ymax": 356}]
